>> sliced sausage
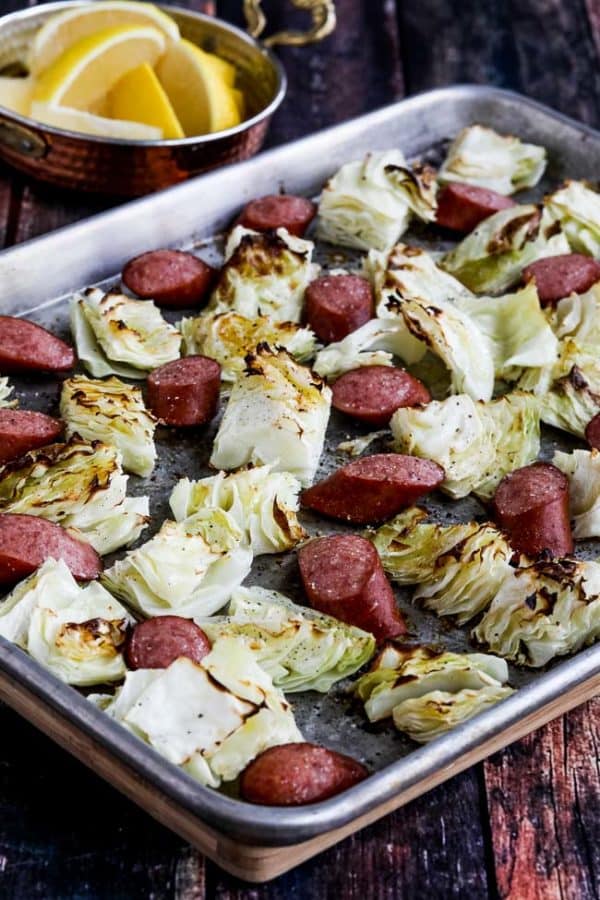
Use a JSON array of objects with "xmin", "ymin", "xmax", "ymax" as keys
[
  {"xmin": 332, "ymin": 366, "xmax": 431, "ymax": 427},
  {"xmin": 240, "ymin": 742, "xmax": 368, "ymax": 806},
  {"xmin": 585, "ymin": 413, "xmax": 600, "ymax": 450},
  {"xmin": 237, "ymin": 194, "xmax": 317, "ymax": 237},
  {"xmin": 522, "ymin": 253, "xmax": 600, "ymax": 307},
  {"xmin": 298, "ymin": 534, "xmax": 406, "ymax": 641},
  {"xmin": 125, "ymin": 616, "xmax": 211, "ymax": 670},
  {"xmin": 122, "ymin": 249, "xmax": 215, "ymax": 309},
  {"xmin": 301, "ymin": 454, "xmax": 444, "ymax": 525},
  {"xmin": 435, "ymin": 182, "xmax": 517, "ymax": 233},
  {"xmin": 304, "ymin": 274, "xmax": 374, "ymax": 344},
  {"xmin": 0, "ymin": 409, "xmax": 63, "ymax": 466},
  {"xmin": 0, "ymin": 316, "xmax": 75, "ymax": 374},
  {"xmin": 0, "ymin": 513, "xmax": 102, "ymax": 586},
  {"xmin": 146, "ymin": 356, "xmax": 221, "ymax": 427},
  {"xmin": 492, "ymin": 462, "xmax": 573, "ymax": 558}
]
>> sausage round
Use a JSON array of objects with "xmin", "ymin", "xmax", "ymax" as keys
[
  {"xmin": 122, "ymin": 249, "xmax": 215, "ymax": 309},
  {"xmin": 331, "ymin": 366, "xmax": 431, "ymax": 426},
  {"xmin": 298, "ymin": 533, "xmax": 406, "ymax": 641},
  {"xmin": 304, "ymin": 274, "xmax": 374, "ymax": 344},
  {"xmin": 435, "ymin": 182, "xmax": 517, "ymax": 233},
  {"xmin": 146, "ymin": 356, "xmax": 221, "ymax": 427},
  {"xmin": 522, "ymin": 253, "xmax": 600, "ymax": 307},
  {"xmin": 0, "ymin": 513, "xmax": 102, "ymax": 586},
  {"xmin": 585, "ymin": 412, "xmax": 600, "ymax": 450},
  {"xmin": 237, "ymin": 194, "xmax": 317, "ymax": 237},
  {"xmin": 125, "ymin": 616, "xmax": 211, "ymax": 670},
  {"xmin": 492, "ymin": 462, "xmax": 573, "ymax": 558},
  {"xmin": 301, "ymin": 454, "xmax": 444, "ymax": 525},
  {"xmin": 0, "ymin": 316, "xmax": 75, "ymax": 374},
  {"xmin": 240, "ymin": 742, "xmax": 368, "ymax": 806},
  {"xmin": 0, "ymin": 409, "xmax": 63, "ymax": 466}
]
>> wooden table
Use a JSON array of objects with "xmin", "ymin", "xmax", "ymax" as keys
[{"xmin": 1, "ymin": 1, "xmax": 600, "ymax": 897}]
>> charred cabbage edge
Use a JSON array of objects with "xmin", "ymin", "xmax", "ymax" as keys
[{"xmin": 438, "ymin": 125, "xmax": 546, "ymax": 194}]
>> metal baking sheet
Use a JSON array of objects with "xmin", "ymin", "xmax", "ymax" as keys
[{"xmin": 1, "ymin": 85, "xmax": 600, "ymax": 847}]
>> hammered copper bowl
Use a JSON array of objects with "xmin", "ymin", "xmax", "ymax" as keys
[{"xmin": 0, "ymin": 2, "xmax": 287, "ymax": 196}]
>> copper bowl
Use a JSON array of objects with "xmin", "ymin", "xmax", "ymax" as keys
[{"xmin": 0, "ymin": 1, "xmax": 334, "ymax": 196}]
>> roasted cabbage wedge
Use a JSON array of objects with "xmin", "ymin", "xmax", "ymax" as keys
[
  {"xmin": 207, "ymin": 227, "xmax": 318, "ymax": 323},
  {"xmin": 369, "ymin": 507, "xmax": 519, "ymax": 624},
  {"xmin": 0, "ymin": 377, "xmax": 17, "ymax": 408},
  {"xmin": 89, "ymin": 638, "xmax": 301, "ymax": 787},
  {"xmin": 545, "ymin": 283, "xmax": 600, "ymax": 351},
  {"xmin": 316, "ymin": 150, "xmax": 437, "ymax": 251},
  {"xmin": 101, "ymin": 509, "xmax": 252, "ymax": 619},
  {"xmin": 60, "ymin": 375, "xmax": 157, "ymax": 478},
  {"xmin": 473, "ymin": 558, "xmax": 600, "ymax": 667},
  {"xmin": 312, "ymin": 317, "xmax": 424, "ymax": 380},
  {"xmin": 390, "ymin": 390, "xmax": 540, "ymax": 499},
  {"xmin": 456, "ymin": 283, "xmax": 559, "ymax": 381},
  {"xmin": 0, "ymin": 558, "xmax": 133, "ymax": 686},
  {"xmin": 355, "ymin": 643, "xmax": 512, "ymax": 742},
  {"xmin": 180, "ymin": 311, "xmax": 317, "ymax": 383},
  {"xmin": 438, "ymin": 125, "xmax": 547, "ymax": 194},
  {"xmin": 545, "ymin": 180, "xmax": 600, "ymax": 256},
  {"xmin": 169, "ymin": 465, "xmax": 306, "ymax": 555},
  {"xmin": 201, "ymin": 586, "xmax": 376, "ymax": 692},
  {"xmin": 552, "ymin": 449, "xmax": 600, "ymax": 540},
  {"xmin": 0, "ymin": 436, "xmax": 149, "ymax": 555},
  {"xmin": 210, "ymin": 345, "xmax": 332, "ymax": 486},
  {"xmin": 518, "ymin": 339, "xmax": 600, "ymax": 437},
  {"xmin": 71, "ymin": 287, "xmax": 181, "ymax": 379},
  {"xmin": 441, "ymin": 205, "xmax": 570, "ymax": 294}
]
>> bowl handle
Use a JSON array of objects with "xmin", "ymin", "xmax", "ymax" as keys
[
  {"xmin": 244, "ymin": 0, "xmax": 336, "ymax": 47},
  {"xmin": 0, "ymin": 116, "xmax": 48, "ymax": 159}
]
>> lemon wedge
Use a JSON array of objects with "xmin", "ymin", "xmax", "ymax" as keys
[
  {"xmin": 28, "ymin": 1, "xmax": 179, "ymax": 76},
  {"xmin": 32, "ymin": 25, "xmax": 166, "ymax": 111},
  {"xmin": 107, "ymin": 63, "xmax": 184, "ymax": 140},
  {"xmin": 30, "ymin": 101, "xmax": 163, "ymax": 140},
  {"xmin": 0, "ymin": 76, "xmax": 33, "ymax": 116},
  {"xmin": 156, "ymin": 39, "xmax": 242, "ymax": 136}
]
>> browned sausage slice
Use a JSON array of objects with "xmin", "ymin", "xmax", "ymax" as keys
[
  {"xmin": 237, "ymin": 194, "xmax": 317, "ymax": 237},
  {"xmin": 522, "ymin": 253, "xmax": 600, "ymax": 307},
  {"xmin": 332, "ymin": 366, "xmax": 431, "ymax": 427},
  {"xmin": 298, "ymin": 534, "xmax": 406, "ymax": 641},
  {"xmin": 122, "ymin": 249, "xmax": 215, "ymax": 309},
  {"xmin": 240, "ymin": 742, "xmax": 368, "ymax": 806},
  {"xmin": 125, "ymin": 616, "xmax": 211, "ymax": 670},
  {"xmin": 0, "ymin": 409, "xmax": 63, "ymax": 466},
  {"xmin": 492, "ymin": 462, "xmax": 573, "ymax": 558},
  {"xmin": 0, "ymin": 316, "xmax": 75, "ymax": 374},
  {"xmin": 585, "ymin": 412, "xmax": 600, "ymax": 450},
  {"xmin": 301, "ymin": 454, "xmax": 444, "ymax": 525},
  {"xmin": 0, "ymin": 513, "xmax": 102, "ymax": 586},
  {"xmin": 435, "ymin": 182, "xmax": 517, "ymax": 233},
  {"xmin": 304, "ymin": 274, "xmax": 374, "ymax": 343},
  {"xmin": 146, "ymin": 356, "xmax": 221, "ymax": 426}
]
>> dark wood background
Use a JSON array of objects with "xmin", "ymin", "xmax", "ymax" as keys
[{"xmin": 1, "ymin": 1, "xmax": 600, "ymax": 897}]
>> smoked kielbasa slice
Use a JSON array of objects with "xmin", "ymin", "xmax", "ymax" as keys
[
  {"xmin": 240, "ymin": 742, "xmax": 368, "ymax": 806},
  {"xmin": 585, "ymin": 412, "xmax": 600, "ymax": 451},
  {"xmin": 298, "ymin": 534, "xmax": 406, "ymax": 641},
  {"xmin": 304, "ymin": 274, "xmax": 374, "ymax": 344},
  {"xmin": 122, "ymin": 249, "xmax": 215, "ymax": 309},
  {"xmin": 125, "ymin": 616, "xmax": 211, "ymax": 670},
  {"xmin": 331, "ymin": 366, "xmax": 431, "ymax": 427},
  {"xmin": 301, "ymin": 454, "xmax": 444, "ymax": 525},
  {"xmin": 0, "ymin": 513, "xmax": 102, "ymax": 586},
  {"xmin": 522, "ymin": 253, "xmax": 600, "ymax": 307},
  {"xmin": 0, "ymin": 409, "xmax": 63, "ymax": 466},
  {"xmin": 492, "ymin": 462, "xmax": 573, "ymax": 558},
  {"xmin": 435, "ymin": 182, "xmax": 516, "ymax": 233},
  {"xmin": 146, "ymin": 356, "xmax": 221, "ymax": 427},
  {"xmin": 237, "ymin": 194, "xmax": 317, "ymax": 237},
  {"xmin": 0, "ymin": 316, "xmax": 75, "ymax": 374}
]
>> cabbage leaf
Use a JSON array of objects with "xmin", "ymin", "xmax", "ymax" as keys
[
  {"xmin": 553, "ymin": 448, "xmax": 600, "ymax": 539},
  {"xmin": 0, "ymin": 377, "xmax": 17, "ymax": 408},
  {"xmin": 545, "ymin": 284, "xmax": 600, "ymax": 351},
  {"xmin": 312, "ymin": 317, "xmax": 424, "ymax": 380},
  {"xmin": 392, "ymin": 685, "xmax": 514, "ymax": 743},
  {"xmin": 545, "ymin": 180, "xmax": 600, "ymax": 256},
  {"xmin": 438, "ymin": 125, "xmax": 546, "ymax": 194}
]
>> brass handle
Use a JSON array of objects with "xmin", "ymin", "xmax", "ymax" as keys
[
  {"xmin": 0, "ymin": 117, "xmax": 47, "ymax": 159},
  {"xmin": 244, "ymin": 0, "xmax": 336, "ymax": 47}
]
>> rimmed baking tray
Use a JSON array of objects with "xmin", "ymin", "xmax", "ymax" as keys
[{"xmin": 1, "ymin": 85, "xmax": 600, "ymax": 883}]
